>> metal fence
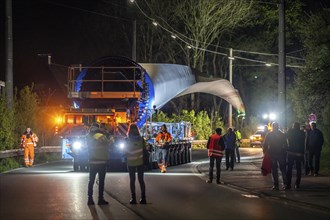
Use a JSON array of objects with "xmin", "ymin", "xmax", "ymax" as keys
[
  {"xmin": 0, "ymin": 146, "xmax": 62, "ymax": 159},
  {"xmin": 0, "ymin": 140, "xmax": 208, "ymax": 159}
]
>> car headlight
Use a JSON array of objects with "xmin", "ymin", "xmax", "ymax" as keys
[
  {"xmin": 118, "ymin": 142, "xmax": 125, "ymax": 149},
  {"xmin": 73, "ymin": 141, "xmax": 82, "ymax": 150}
]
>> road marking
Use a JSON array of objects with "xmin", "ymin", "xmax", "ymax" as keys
[{"xmin": 241, "ymin": 194, "xmax": 260, "ymax": 198}]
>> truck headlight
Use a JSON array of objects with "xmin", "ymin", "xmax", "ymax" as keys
[
  {"xmin": 119, "ymin": 142, "xmax": 125, "ymax": 149},
  {"xmin": 73, "ymin": 141, "xmax": 82, "ymax": 150}
]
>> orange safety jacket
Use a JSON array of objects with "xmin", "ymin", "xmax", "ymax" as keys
[
  {"xmin": 207, "ymin": 134, "xmax": 224, "ymax": 158},
  {"xmin": 21, "ymin": 133, "xmax": 38, "ymax": 147},
  {"xmin": 155, "ymin": 132, "xmax": 172, "ymax": 144}
]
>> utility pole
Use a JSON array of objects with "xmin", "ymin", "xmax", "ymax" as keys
[
  {"xmin": 278, "ymin": 0, "xmax": 286, "ymax": 130},
  {"xmin": 5, "ymin": 0, "xmax": 13, "ymax": 109},
  {"xmin": 132, "ymin": 20, "xmax": 137, "ymax": 61},
  {"xmin": 229, "ymin": 48, "xmax": 233, "ymax": 128}
]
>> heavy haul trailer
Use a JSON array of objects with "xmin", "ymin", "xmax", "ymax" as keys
[
  {"xmin": 140, "ymin": 121, "xmax": 193, "ymax": 170},
  {"xmin": 59, "ymin": 56, "xmax": 192, "ymax": 171}
]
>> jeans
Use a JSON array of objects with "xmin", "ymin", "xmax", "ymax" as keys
[
  {"xmin": 270, "ymin": 154, "xmax": 287, "ymax": 187},
  {"xmin": 309, "ymin": 150, "xmax": 321, "ymax": 174},
  {"xmin": 286, "ymin": 155, "xmax": 303, "ymax": 187},
  {"xmin": 157, "ymin": 148, "xmax": 168, "ymax": 166},
  {"xmin": 225, "ymin": 149, "xmax": 235, "ymax": 169},
  {"xmin": 208, "ymin": 156, "xmax": 222, "ymax": 181},
  {"xmin": 88, "ymin": 163, "xmax": 107, "ymax": 199},
  {"xmin": 128, "ymin": 165, "xmax": 145, "ymax": 196}
]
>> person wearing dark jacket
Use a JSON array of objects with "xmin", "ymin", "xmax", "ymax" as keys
[
  {"xmin": 224, "ymin": 128, "xmax": 236, "ymax": 171},
  {"xmin": 306, "ymin": 122, "xmax": 324, "ymax": 176},
  {"xmin": 206, "ymin": 128, "xmax": 225, "ymax": 184},
  {"xmin": 263, "ymin": 122, "xmax": 287, "ymax": 190},
  {"xmin": 125, "ymin": 124, "xmax": 148, "ymax": 204},
  {"xmin": 286, "ymin": 122, "xmax": 305, "ymax": 189},
  {"xmin": 87, "ymin": 123, "xmax": 112, "ymax": 206}
]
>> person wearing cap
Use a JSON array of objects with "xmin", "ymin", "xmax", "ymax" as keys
[
  {"xmin": 86, "ymin": 123, "xmax": 113, "ymax": 206},
  {"xmin": 155, "ymin": 124, "xmax": 172, "ymax": 173},
  {"xmin": 263, "ymin": 122, "xmax": 288, "ymax": 190},
  {"xmin": 306, "ymin": 122, "xmax": 324, "ymax": 176},
  {"xmin": 20, "ymin": 127, "xmax": 38, "ymax": 167}
]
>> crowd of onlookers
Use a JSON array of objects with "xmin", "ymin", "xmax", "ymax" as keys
[{"xmin": 205, "ymin": 121, "xmax": 324, "ymax": 191}]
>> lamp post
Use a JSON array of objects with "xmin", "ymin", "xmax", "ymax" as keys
[
  {"xmin": 228, "ymin": 48, "xmax": 233, "ymax": 128},
  {"xmin": 278, "ymin": 0, "xmax": 286, "ymax": 130}
]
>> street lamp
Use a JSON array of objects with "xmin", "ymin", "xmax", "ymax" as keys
[{"xmin": 228, "ymin": 49, "xmax": 273, "ymax": 128}]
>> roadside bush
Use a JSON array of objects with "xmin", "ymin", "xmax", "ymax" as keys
[{"xmin": 0, "ymin": 158, "xmax": 20, "ymax": 172}]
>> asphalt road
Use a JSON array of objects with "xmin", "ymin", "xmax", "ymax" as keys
[{"xmin": 0, "ymin": 148, "xmax": 329, "ymax": 220}]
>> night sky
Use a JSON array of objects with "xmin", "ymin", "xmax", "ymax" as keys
[
  {"xmin": 0, "ymin": 0, "xmax": 132, "ymax": 104},
  {"xmin": 0, "ymin": 0, "xmax": 329, "ymax": 106}
]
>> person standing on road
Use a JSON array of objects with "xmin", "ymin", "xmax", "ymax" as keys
[
  {"xmin": 224, "ymin": 128, "xmax": 236, "ymax": 171},
  {"xmin": 306, "ymin": 122, "xmax": 324, "ymax": 176},
  {"xmin": 286, "ymin": 122, "xmax": 305, "ymax": 189},
  {"xmin": 234, "ymin": 128, "xmax": 242, "ymax": 163},
  {"xmin": 155, "ymin": 124, "xmax": 172, "ymax": 173},
  {"xmin": 20, "ymin": 127, "xmax": 38, "ymax": 167},
  {"xmin": 263, "ymin": 122, "xmax": 288, "ymax": 190},
  {"xmin": 86, "ymin": 123, "xmax": 112, "ymax": 206},
  {"xmin": 206, "ymin": 128, "xmax": 225, "ymax": 184},
  {"xmin": 302, "ymin": 124, "xmax": 311, "ymax": 175},
  {"xmin": 125, "ymin": 123, "xmax": 147, "ymax": 204}
]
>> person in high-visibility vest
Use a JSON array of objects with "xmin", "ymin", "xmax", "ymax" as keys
[
  {"xmin": 20, "ymin": 128, "xmax": 38, "ymax": 167},
  {"xmin": 234, "ymin": 128, "xmax": 242, "ymax": 163},
  {"xmin": 86, "ymin": 123, "xmax": 112, "ymax": 206},
  {"xmin": 125, "ymin": 123, "xmax": 148, "ymax": 204},
  {"xmin": 155, "ymin": 124, "xmax": 172, "ymax": 173},
  {"xmin": 206, "ymin": 128, "xmax": 225, "ymax": 184}
]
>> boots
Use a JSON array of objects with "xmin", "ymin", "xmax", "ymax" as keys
[
  {"xmin": 139, "ymin": 194, "xmax": 147, "ymax": 204},
  {"xmin": 98, "ymin": 198, "xmax": 109, "ymax": 205},
  {"xmin": 87, "ymin": 197, "xmax": 95, "ymax": 206},
  {"xmin": 129, "ymin": 193, "xmax": 137, "ymax": 204}
]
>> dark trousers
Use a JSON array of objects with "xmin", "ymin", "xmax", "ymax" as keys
[
  {"xmin": 309, "ymin": 150, "xmax": 321, "ymax": 174},
  {"xmin": 225, "ymin": 149, "xmax": 235, "ymax": 169},
  {"xmin": 304, "ymin": 153, "xmax": 310, "ymax": 175},
  {"xmin": 208, "ymin": 156, "xmax": 222, "ymax": 181},
  {"xmin": 286, "ymin": 155, "xmax": 303, "ymax": 187},
  {"xmin": 235, "ymin": 146, "xmax": 240, "ymax": 163},
  {"xmin": 270, "ymin": 154, "xmax": 287, "ymax": 187},
  {"xmin": 88, "ymin": 163, "xmax": 107, "ymax": 199},
  {"xmin": 128, "ymin": 165, "xmax": 146, "ymax": 196}
]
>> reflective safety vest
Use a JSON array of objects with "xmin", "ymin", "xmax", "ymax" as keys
[
  {"xmin": 207, "ymin": 134, "xmax": 224, "ymax": 158},
  {"xmin": 21, "ymin": 132, "xmax": 38, "ymax": 147},
  {"xmin": 126, "ymin": 137, "xmax": 145, "ymax": 167},
  {"xmin": 87, "ymin": 132, "xmax": 110, "ymax": 162}
]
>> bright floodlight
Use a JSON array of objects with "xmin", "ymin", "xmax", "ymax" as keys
[
  {"xmin": 73, "ymin": 141, "xmax": 82, "ymax": 150},
  {"xmin": 119, "ymin": 142, "xmax": 125, "ymax": 149},
  {"xmin": 269, "ymin": 113, "xmax": 277, "ymax": 120},
  {"xmin": 262, "ymin": 114, "xmax": 268, "ymax": 119}
]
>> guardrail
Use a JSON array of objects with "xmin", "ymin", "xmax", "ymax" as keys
[
  {"xmin": 0, "ymin": 146, "xmax": 62, "ymax": 159},
  {"xmin": 0, "ymin": 140, "xmax": 208, "ymax": 159}
]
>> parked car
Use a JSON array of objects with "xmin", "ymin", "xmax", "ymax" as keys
[{"xmin": 249, "ymin": 130, "xmax": 267, "ymax": 148}]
